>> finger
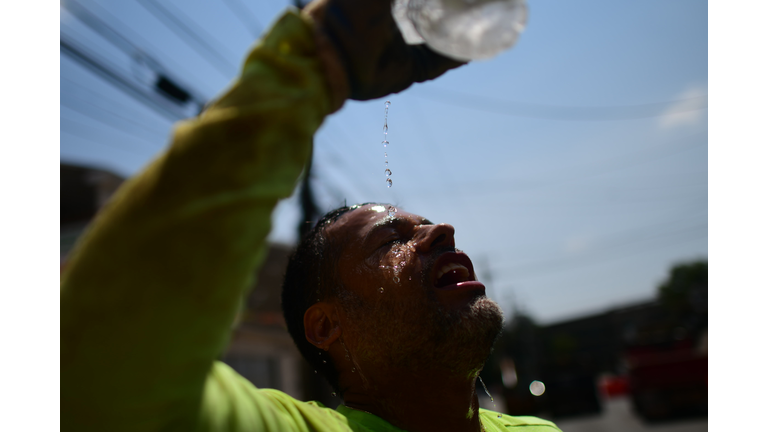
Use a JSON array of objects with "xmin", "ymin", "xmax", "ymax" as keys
[{"xmin": 407, "ymin": 44, "xmax": 468, "ymax": 84}]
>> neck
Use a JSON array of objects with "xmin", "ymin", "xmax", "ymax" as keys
[{"xmin": 341, "ymin": 367, "xmax": 484, "ymax": 432}]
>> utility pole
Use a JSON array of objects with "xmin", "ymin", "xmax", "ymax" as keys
[{"xmin": 294, "ymin": 0, "xmax": 320, "ymax": 239}]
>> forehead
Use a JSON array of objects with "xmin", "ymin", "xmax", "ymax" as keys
[{"xmin": 325, "ymin": 205, "xmax": 425, "ymax": 246}]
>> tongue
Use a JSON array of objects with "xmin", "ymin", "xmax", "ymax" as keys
[{"xmin": 436, "ymin": 270, "xmax": 468, "ymax": 288}]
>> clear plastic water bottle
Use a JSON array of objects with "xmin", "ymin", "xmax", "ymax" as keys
[{"xmin": 392, "ymin": 0, "xmax": 528, "ymax": 62}]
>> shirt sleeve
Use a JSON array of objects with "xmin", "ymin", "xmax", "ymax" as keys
[{"xmin": 61, "ymin": 10, "xmax": 334, "ymax": 432}]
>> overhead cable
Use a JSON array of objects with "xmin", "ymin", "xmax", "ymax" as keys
[
  {"xmin": 61, "ymin": 127, "xmax": 148, "ymax": 157},
  {"xmin": 221, "ymin": 0, "xmax": 263, "ymax": 38},
  {"xmin": 61, "ymin": 114, "xmax": 162, "ymax": 150},
  {"xmin": 412, "ymin": 87, "xmax": 708, "ymax": 121},
  {"xmin": 414, "ymin": 130, "xmax": 707, "ymax": 197},
  {"xmin": 135, "ymin": 0, "xmax": 239, "ymax": 77},
  {"xmin": 61, "ymin": 0, "xmax": 208, "ymax": 109},
  {"xmin": 60, "ymin": 35, "xmax": 190, "ymax": 122},
  {"xmin": 61, "ymin": 98, "xmax": 167, "ymax": 144},
  {"xmin": 61, "ymin": 87, "xmax": 170, "ymax": 137}
]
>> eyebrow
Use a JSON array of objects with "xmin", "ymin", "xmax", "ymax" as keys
[{"xmin": 363, "ymin": 216, "xmax": 434, "ymax": 244}]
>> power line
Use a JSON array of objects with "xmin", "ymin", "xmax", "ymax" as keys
[
  {"xmin": 499, "ymin": 190, "xmax": 707, "ymax": 210},
  {"xmin": 494, "ymin": 208, "xmax": 707, "ymax": 258},
  {"xmin": 313, "ymin": 136, "xmax": 379, "ymax": 201},
  {"xmin": 475, "ymin": 173, "xmax": 707, "ymax": 209},
  {"xmin": 62, "ymin": 0, "xmax": 160, "ymax": 70},
  {"xmin": 500, "ymin": 223, "xmax": 707, "ymax": 282},
  {"xmin": 221, "ymin": 0, "xmax": 263, "ymax": 38},
  {"xmin": 61, "ymin": 114, "xmax": 162, "ymax": 151},
  {"xmin": 491, "ymin": 214, "xmax": 707, "ymax": 279},
  {"xmin": 60, "ymin": 87, "xmax": 170, "ymax": 138},
  {"xmin": 60, "ymin": 99, "xmax": 166, "ymax": 144},
  {"xmin": 412, "ymin": 86, "xmax": 708, "ymax": 121},
  {"xmin": 60, "ymin": 35, "xmax": 190, "ymax": 122},
  {"xmin": 415, "ymin": 130, "xmax": 707, "ymax": 198},
  {"xmin": 61, "ymin": 127, "xmax": 148, "ymax": 157},
  {"xmin": 61, "ymin": 0, "xmax": 208, "ymax": 108},
  {"xmin": 60, "ymin": 76, "xmax": 170, "ymax": 130},
  {"xmin": 63, "ymin": 0, "xmax": 218, "ymax": 96},
  {"xmin": 135, "ymin": 0, "xmax": 239, "ymax": 77}
]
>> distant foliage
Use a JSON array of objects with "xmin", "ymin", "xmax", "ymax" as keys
[{"xmin": 658, "ymin": 260, "xmax": 708, "ymax": 317}]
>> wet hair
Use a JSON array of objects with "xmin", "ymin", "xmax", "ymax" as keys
[{"xmin": 281, "ymin": 202, "xmax": 386, "ymax": 393}]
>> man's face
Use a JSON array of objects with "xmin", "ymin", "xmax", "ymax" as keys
[{"xmin": 325, "ymin": 204, "xmax": 503, "ymax": 377}]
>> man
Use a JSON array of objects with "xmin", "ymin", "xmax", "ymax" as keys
[{"xmin": 61, "ymin": 0, "xmax": 560, "ymax": 431}]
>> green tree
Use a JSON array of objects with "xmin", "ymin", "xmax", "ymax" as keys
[{"xmin": 657, "ymin": 259, "xmax": 708, "ymax": 336}]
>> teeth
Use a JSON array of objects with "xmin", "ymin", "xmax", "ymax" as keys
[{"xmin": 436, "ymin": 263, "xmax": 469, "ymax": 279}]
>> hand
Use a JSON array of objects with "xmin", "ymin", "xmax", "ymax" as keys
[{"xmin": 304, "ymin": 0, "xmax": 466, "ymax": 101}]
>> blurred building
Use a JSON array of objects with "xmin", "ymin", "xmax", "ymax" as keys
[
  {"xmin": 492, "ymin": 297, "xmax": 707, "ymax": 422},
  {"xmin": 60, "ymin": 163, "xmax": 125, "ymax": 264},
  {"xmin": 223, "ymin": 244, "xmax": 339, "ymax": 405}
]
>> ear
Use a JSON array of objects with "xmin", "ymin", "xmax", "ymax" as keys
[{"xmin": 304, "ymin": 302, "xmax": 341, "ymax": 350}]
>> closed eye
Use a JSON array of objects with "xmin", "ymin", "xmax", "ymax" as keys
[{"xmin": 381, "ymin": 237, "xmax": 401, "ymax": 248}]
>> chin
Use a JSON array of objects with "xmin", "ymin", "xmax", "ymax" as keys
[
  {"xmin": 340, "ymin": 289, "xmax": 504, "ymax": 376},
  {"xmin": 437, "ymin": 296, "xmax": 504, "ymax": 376}
]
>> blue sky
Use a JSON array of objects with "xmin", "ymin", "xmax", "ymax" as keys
[{"xmin": 59, "ymin": 0, "xmax": 708, "ymax": 324}]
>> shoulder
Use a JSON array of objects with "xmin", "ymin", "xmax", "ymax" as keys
[
  {"xmin": 200, "ymin": 361, "xmax": 352, "ymax": 432},
  {"xmin": 479, "ymin": 410, "xmax": 562, "ymax": 431}
]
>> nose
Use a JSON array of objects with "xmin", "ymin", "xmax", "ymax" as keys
[{"xmin": 414, "ymin": 223, "xmax": 456, "ymax": 253}]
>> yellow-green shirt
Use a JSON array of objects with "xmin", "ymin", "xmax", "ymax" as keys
[{"xmin": 60, "ymin": 8, "xmax": 560, "ymax": 432}]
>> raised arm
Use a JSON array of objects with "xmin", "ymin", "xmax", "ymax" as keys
[
  {"xmin": 60, "ymin": 11, "xmax": 332, "ymax": 430},
  {"xmin": 61, "ymin": 2, "xmax": 463, "ymax": 431}
]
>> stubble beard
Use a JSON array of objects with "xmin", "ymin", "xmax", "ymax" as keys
[{"xmin": 338, "ymin": 284, "xmax": 504, "ymax": 380}]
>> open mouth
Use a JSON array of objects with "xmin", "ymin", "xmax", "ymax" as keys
[{"xmin": 431, "ymin": 252, "xmax": 481, "ymax": 290}]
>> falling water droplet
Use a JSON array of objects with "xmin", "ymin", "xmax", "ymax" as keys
[
  {"xmin": 380, "ymin": 101, "xmax": 392, "ymax": 187},
  {"xmin": 478, "ymin": 376, "xmax": 499, "ymax": 415}
]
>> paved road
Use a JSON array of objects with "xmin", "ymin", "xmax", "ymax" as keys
[{"xmin": 549, "ymin": 397, "xmax": 707, "ymax": 432}]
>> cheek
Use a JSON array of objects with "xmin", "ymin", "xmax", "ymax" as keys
[{"xmin": 379, "ymin": 242, "xmax": 419, "ymax": 284}]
